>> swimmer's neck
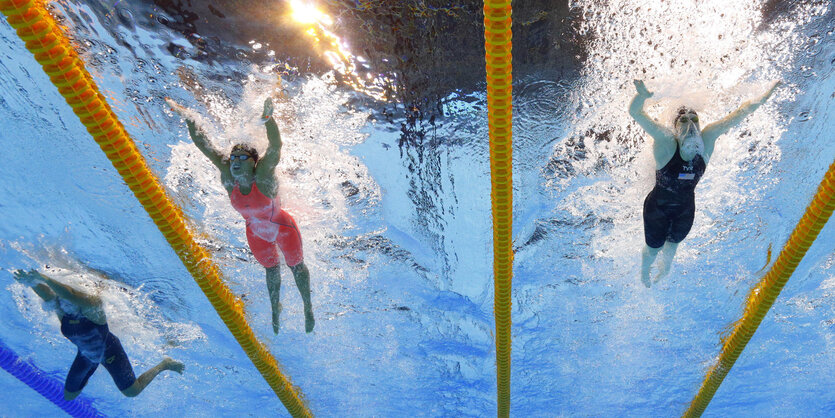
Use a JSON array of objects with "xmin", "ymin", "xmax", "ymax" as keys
[{"xmin": 233, "ymin": 174, "xmax": 256, "ymax": 193}]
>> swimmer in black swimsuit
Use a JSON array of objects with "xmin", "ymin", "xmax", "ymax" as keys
[
  {"xmin": 13, "ymin": 268, "xmax": 184, "ymax": 400},
  {"xmin": 629, "ymin": 79, "xmax": 780, "ymax": 287}
]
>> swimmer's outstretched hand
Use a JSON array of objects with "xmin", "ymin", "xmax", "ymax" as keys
[
  {"xmin": 633, "ymin": 80, "xmax": 653, "ymax": 98},
  {"xmin": 261, "ymin": 98, "xmax": 274, "ymax": 123},
  {"xmin": 164, "ymin": 97, "xmax": 189, "ymax": 118},
  {"xmin": 12, "ymin": 269, "xmax": 42, "ymax": 286}
]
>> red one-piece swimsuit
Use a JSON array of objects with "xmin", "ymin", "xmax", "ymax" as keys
[{"xmin": 229, "ymin": 182, "xmax": 303, "ymax": 267}]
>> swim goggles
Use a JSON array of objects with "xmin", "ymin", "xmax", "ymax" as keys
[
  {"xmin": 229, "ymin": 154, "xmax": 252, "ymax": 161},
  {"xmin": 678, "ymin": 114, "xmax": 698, "ymax": 124},
  {"xmin": 677, "ymin": 109, "xmax": 699, "ymax": 124}
]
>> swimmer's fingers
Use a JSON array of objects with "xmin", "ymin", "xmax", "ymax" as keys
[
  {"xmin": 633, "ymin": 79, "xmax": 653, "ymax": 98},
  {"xmin": 12, "ymin": 269, "xmax": 39, "ymax": 285},
  {"xmin": 261, "ymin": 98, "xmax": 274, "ymax": 121},
  {"xmin": 12, "ymin": 269, "xmax": 33, "ymax": 279},
  {"xmin": 164, "ymin": 97, "xmax": 187, "ymax": 116}
]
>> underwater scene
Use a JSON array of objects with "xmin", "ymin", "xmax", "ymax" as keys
[{"xmin": 0, "ymin": 0, "xmax": 833, "ymax": 416}]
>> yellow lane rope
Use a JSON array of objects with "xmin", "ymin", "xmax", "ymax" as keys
[
  {"xmin": 483, "ymin": 1, "xmax": 513, "ymax": 417},
  {"xmin": 684, "ymin": 160, "xmax": 835, "ymax": 417},
  {"xmin": 0, "ymin": 1, "xmax": 312, "ymax": 415}
]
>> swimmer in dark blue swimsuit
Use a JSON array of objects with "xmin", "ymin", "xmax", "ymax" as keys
[
  {"xmin": 629, "ymin": 79, "xmax": 780, "ymax": 287},
  {"xmin": 13, "ymin": 268, "xmax": 184, "ymax": 400}
]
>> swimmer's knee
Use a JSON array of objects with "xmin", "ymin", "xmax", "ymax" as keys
[
  {"xmin": 63, "ymin": 389, "xmax": 81, "ymax": 400},
  {"xmin": 645, "ymin": 241, "xmax": 664, "ymax": 251},
  {"xmin": 643, "ymin": 244, "xmax": 662, "ymax": 256},
  {"xmin": 121, "ymin": 383, "xmax": 140, "ymax": 397},
  {"xmin": 259, "ymin": 256, "xmax": 281, "ymax": 269}
]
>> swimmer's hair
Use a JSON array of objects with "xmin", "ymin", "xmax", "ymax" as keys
[
  {"xmin": 231, "ymin": 144, "xmax": 259, "ymax": 164},
  {"xmin": 674, "ymin": 106, "xmax": 698, "ymax": 126}
]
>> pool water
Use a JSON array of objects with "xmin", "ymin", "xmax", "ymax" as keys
[{"xmin": 0, "ymin": 0, "xmax": 833, "ymax": 416}]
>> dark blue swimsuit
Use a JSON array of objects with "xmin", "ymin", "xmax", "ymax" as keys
[
  {"xmin": 60, "ymin": 312, "xmax": 136, "ymax": 393},
  {"xmin": 642, "ymin": 144, "xmax": 706, "ymax": 248}
]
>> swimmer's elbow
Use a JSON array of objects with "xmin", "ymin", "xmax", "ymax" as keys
[
  {"xmin": 84, "ymin": 294, "xmax": 104, "ymax": 310},
  {"xmin": 89, "ymin": 293, "xmax": 103, "ymax": 305},
  {"xmin": 628, "ymin": 107, "xmax": 652, "ymax": 129},
  {"xmin": 628, "ymin": 96, "xmax": 646, "ymax": 118}
]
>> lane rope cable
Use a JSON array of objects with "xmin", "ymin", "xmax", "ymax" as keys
[
  {"xmin": 0, "ymin": 1, "xmax": 312, "ymax": 416},
  {"xmin": 684, "ymin": 159, "xmax": 835, "ymax": 417},
  {"xmin": 0, "ymin": 340, "xmax": 105, "ymax": 417},
  {"xmin": 483, "ymin": 1, "xmax": 513, "ymax": 417}
]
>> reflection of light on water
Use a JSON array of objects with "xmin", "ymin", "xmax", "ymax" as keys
[
  {"xmin": 287, "ymin": 0, "xmax": 394, "ymax": 101},
  {"xmin": 290, "ymin": 0, "xmax": 333, "ymax": 25}
]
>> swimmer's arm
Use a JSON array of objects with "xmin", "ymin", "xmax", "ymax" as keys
[
  {"xmin": 186, "ymin": 120, "xmax": 228, "ymax": 171},
  {"xmin": 256, "ymin": 98, "xmax": 282, "ymax": 182},
  {"xmin": 36, "ymin": 272, "xmax": 103, "ymax": 310},
  {"xmin": 702, "ymin": 80, "xmax": 781, "ymax": 146},
  {"xmin": 628, "ymin": 81, "xmax": 675, "ymax": 144},
  {"xmin": 629, "ymin": 82, "xmax": 676, "ymax": 166},
  {"xmin": 166, "ymin": 98, "xmax": 228, "ymax": 171}
]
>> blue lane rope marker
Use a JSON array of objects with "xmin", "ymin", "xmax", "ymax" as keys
[{"xmin": 0, "ymin": 340, "xmax": 106, "ymax": 417}]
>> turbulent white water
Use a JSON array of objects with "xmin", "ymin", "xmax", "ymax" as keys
[{"xmin": 0, "ymin": 0, "xmax": 833, "ymax": 416}]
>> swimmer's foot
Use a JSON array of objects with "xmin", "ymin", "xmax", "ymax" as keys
[
  {"xmin": 304, "ymin": 305, "xmax": 315, "ymax": 333},
  {"xmin": 641, "ymin": 271, "xmax": 652, "ymax": 288},
  {"xmin": 640, "ymin": 249, "xmax": 655, "ymax": 288},
  {"xmin": 654, "ymin": 263, "xmax": 672, "ymax": 284},
  {"xmin": 654, "ymin": 243, "xmax": 677, "ymax": 284},
  {"xmin": 640, "ymin": 263, "xmax": 653, "ymax": 288},
  {"xmin": 272, "ymin": 303, "xmax": 283, "ymax": 334},
  {"xmin": 162, "ymin": 357, "xmax": 185, "ymax": 374}
]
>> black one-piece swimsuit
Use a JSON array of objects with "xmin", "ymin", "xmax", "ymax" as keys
[
  {"xmin": 60, "ymin": 311, "xmax": 136, "ymax": 393},
  {"xmin": 642, "ymin": 144, "xmax": 706, "ymax": 248}
]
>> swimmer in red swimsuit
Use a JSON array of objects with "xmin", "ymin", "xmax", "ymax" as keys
[{"xmin": 168, "ymin": 97, "xmax": 314, "ymax": 334}]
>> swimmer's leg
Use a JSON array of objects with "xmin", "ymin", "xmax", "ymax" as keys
[
  {"xmin": 654, "ymin": 241, "xmax": 679, "ymax": 283},
  {"xmin": 641, "ymin": 190, "xmax": 668, "ymax": 288},
  {"xmin": 121, "ymin": 357, "xmax": 184, "ymax": 397},
  {"xmin": 64, "ymin": 349, "xmax": 97, "ymax": 400},
  {"xmin": 641, "ymin": 245, "xmax": 661, "ymax": 288},
  {"xmin": 266, "ymin": 266, "xmax": 283, "ymax": 334},
  {"xmin": 290, "ymin": 262, "xmax": 314, "ymax": 333}
]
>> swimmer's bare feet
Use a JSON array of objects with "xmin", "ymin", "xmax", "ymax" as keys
[
  {"xmin": 654, "ymin": 242, "xmax": 678, "ymax": 284},
  {"xmin": 163, "ymin": 357, "xmax": 185, "ymax": 374},
  {"xmin": 304, "ymin": 305, "xmax": 315, "ymax": 333},
  {"xmin": 641, "ymin": 269, "xmax": 652, "ymax": 288},
  {"xmin": 654, "ymin": 262, "xmax": 671, "ymax": 284},
  {"xmin": 272, "ymin": 302, "xmax": 282, "ymax": 334},
  {"xmin": 640, "ymin": 256, "xmax": 653, "ymax": 288}
]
